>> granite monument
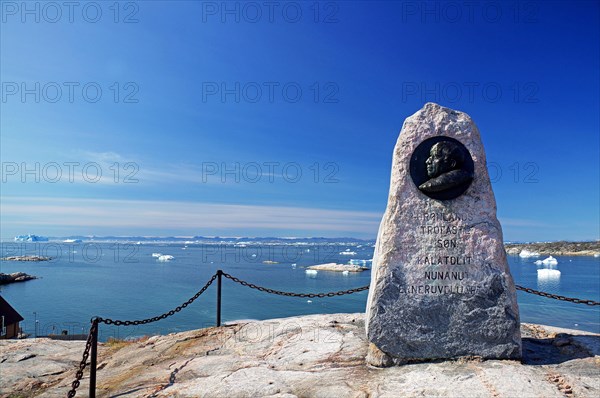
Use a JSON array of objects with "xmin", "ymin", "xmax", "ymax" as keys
[{"xmin": 365, "ymin": 103, "xmax": 521, "ymax": 366}]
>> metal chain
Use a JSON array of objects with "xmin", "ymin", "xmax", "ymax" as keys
[
  {"xmin": 223, "ymin": 272, "xmax": 599, "ymax": 305},
  {"xmin": 65, "ymin": 273, "xmax": 599, "ymax": 397},
  {"xmin": 515, "ymin": 285, "xmax": 600, "ymax": 306},
  {"xmin": 67, "ymin": 318, "xmax": 98, "ymax": 398},
  {"xmin": 221, "ymin": 272, "xmax": 369, "ymax": 297},
  {"xmin": 98, "ymin": 273, "xmax": 218, "ymax": 326}
]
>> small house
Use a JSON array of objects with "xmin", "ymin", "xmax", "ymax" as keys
[{"xmin": 0, "ymin": 296, "xmax": 24, "ymax": 339}]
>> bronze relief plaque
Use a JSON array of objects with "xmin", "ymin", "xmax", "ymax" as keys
[{"xmin": 409, "ymin": 136, "xmax": 474, "ymax": 200}]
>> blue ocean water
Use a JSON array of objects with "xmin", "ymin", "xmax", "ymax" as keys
[{"xmin": 1, "ymin": 242, "xmax": 598, "ymax": 341}]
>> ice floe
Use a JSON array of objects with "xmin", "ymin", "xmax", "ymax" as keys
[
  {"xmin": 157, "ymin": 255, "xmax": 174, "ymax": 262},
  {"xmin": 537, "ymin": 268, "xmax": 561, "ymax": 280},
  {"xmin": 534, "ymin": 256, "xmax": 558, "ymax": 266}
]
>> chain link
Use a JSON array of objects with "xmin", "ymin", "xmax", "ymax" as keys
[
  {"xmin": 221, "ymin": 272, "xmax": 369, "ymax": 297},
  {"xmin": 66, "ymin": 318, "xmax": 98, "ymax": 398},
  {"xmin": 515, "ymin": 285, "xmax": 600, "ymax": 306},
  {"xmin": 99, "ymin": 273, "xmax": 218, "ymax": 326}
]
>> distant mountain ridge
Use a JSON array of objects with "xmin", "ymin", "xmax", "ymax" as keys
[{"xmin": 36, "ymin": 235, "xmax": 375, "ymax": 244}]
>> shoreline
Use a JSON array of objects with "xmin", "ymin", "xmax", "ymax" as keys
[{"xmin": 505, "ymin": 241, "xmax": 600, "ymax": 257}]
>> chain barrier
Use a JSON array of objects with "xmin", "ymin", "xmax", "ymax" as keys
[
  {"xmin": 66, "ymin": 271, "xmax": 599, "ymax": 397},
  {"xmin": 515, "ymin": 285, "xmax": 600, "ymax": 306},
  {"xmin": 66, "ymin": 274, "xmax": 217, "ymax": 397},
  {"xmin": 67, "ymin": 318, "xmax": 98, "ymax": 398},
  {"xmin": 221, "ymin": 271, "xmax": 370, "ymax": 297},
  {"xmin": 98, "ymin": 273, "xmax": 218, "ymax": 326}
]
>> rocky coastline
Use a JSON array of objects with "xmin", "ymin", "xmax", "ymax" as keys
[
  {"xmin": 0, "ymin": 255, "xmax": 52, "ymax": 261},
  {"xmin": 0, "ymin": 272, "xmax": 38, "ymax": 285},
  {"xmin": 505, "ymin": 241, "xmax": 599, "ymax": 257}
]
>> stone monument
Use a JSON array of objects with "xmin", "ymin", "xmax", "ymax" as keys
[{"xmin": 365, "ymin": 103, "xmax": 521, "ymax": 366}]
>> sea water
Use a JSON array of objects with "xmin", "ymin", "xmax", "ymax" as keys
[{"xmin": 1, "ymin": 242, "xmax": 598, "ymax": 341}]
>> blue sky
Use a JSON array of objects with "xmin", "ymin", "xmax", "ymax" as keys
[{"xmin": 1, "ymin": 0, "xmax": 598, "ymax": 241}]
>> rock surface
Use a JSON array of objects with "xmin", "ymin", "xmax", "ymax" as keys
[
  {"xmin": 0, "ymin": 313, "xmax": 599, "ymax": 398},
  {"xmin": 307, "ymin": 263, "xmax": 366, "ymax": 272},
  {"xmin": 0, "ymin": 272, "xmax": 38, "ymax": 285},
  {"xmin": 0, "ymin": 255, "xmax": 51, "ymax": 261},
  {"xmin": 365, "ymin": 103, "xmax": 521, "ymax": 364}
]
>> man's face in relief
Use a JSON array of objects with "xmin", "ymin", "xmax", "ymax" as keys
[{"xmin": 425, "ymin": 143, "xmax": 457, "ymax": 178}]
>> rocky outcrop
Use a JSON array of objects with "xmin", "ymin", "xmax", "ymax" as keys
[
  {"xmin": 306, "ymin": 263, "xmax": 366, "ymax": 272},
  {"xmin": 1, "ymin": 255, "xmax": 51, "ymax": 261},
  {"xmin": 0, "ymin": 272, "xmax": 38, "ymax": 285},
  {"xmin": 0, "ymin": 313, "xmax": 598, "ymax": 398},
  {"xmin": 505, "ymin": 241, "xmax": 600, "ymax": 256}
]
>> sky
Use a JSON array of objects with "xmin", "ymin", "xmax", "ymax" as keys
[{"xmin": 0, "ymin": 0, "xmax": 599, "ymax": 241}]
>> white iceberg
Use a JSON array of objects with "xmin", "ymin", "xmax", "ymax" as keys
[
  {"xmin": 342, "ymin": 270, "xmax": 349, "ymax": 276},
  {"xmin": 152, "ymin": 253, "xmax": 162, "ymax": 258},
  {"xmin": 157, "ymin": 255, "xmax": 174, "ymax": 262},
  {"xmin": 305, "ymin": 269, "xmax": 318, "ymax": 277},
  {"xmin": 339, "ymin": 250, "xmax": 357, "ymax": 255},
  {"xmin": 519, "ymin": 249, "xmax": 540, "ymax": 258},
  {"xmin": 537, "ymin": 268, "xmax": 561, "ymax": 280},
  {"xmin": 63, "ymin": 239, "xmax": 82, "ymax": 243},
  {"xmin": 14, "ymin": 234, "xmax": 48, "ymax": 242},
  {"xmin": 536, "ymin": 256, "xmax": 558, "ymax": 266}
]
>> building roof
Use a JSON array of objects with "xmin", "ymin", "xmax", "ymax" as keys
[{"xmin": 0, "ymin": 295, "xmax": 24, "ymax": 325}]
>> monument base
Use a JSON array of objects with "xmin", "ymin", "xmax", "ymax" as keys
[{"xmin": 366, "ymin": 341, "xmax": 520, "ymax": 367}]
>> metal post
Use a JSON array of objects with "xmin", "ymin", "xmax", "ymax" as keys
[
  {"xmin": 216, "ymin": 270, "xmax": 222, "ymax": 327},
  {"xmin": 89, "ymin": 320, "xmax": 98, "ymax": 398}
]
